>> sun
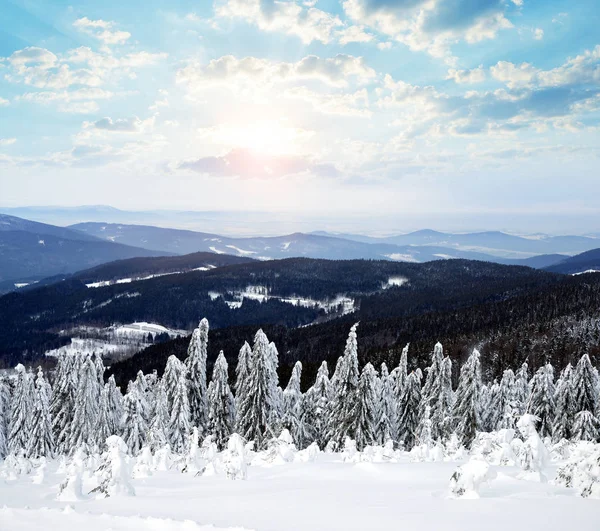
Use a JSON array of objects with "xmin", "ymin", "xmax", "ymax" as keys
[{"xmin": 215, "ymin": 120, "xmax": 310, "ymax": 156}]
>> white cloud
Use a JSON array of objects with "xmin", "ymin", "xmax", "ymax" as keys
[
  {"xmin": 176, "ymin": 54, "xmax": 376, "ymax": 93},
  {"xmin": 490, "ymin": 61, "xmax": 539, "ymax": 89},
  {"xmin": 215, "ymin": 0, "xmax": 343, "ymax": 44},
  {"xmin": 534, "ymin": 28, "xmax": 544, "ymax": 40},
  {"xmin": 284, "ymin": 86, "xmax": 372, "ymax": 117},
  {"xmin": 342, "ymin": 0, "xmax": 516, "ymax": 63},
  {"xmin": 73, "ymin": 17, "xmax": 131, "ymax": 45},
  {"xmin": 0, "ymin": 96, "xmax": 8, "ymax": 106},
  {"xmin": 377, "ymin": 42, "xmax": 392, "ymax": 51},
  {"xmin": 0, "ymin": 138, "xmax": 17, "ymax": 146},
  {"xmin": 84, "ymin": 116, "xmax": 155, "ymax": 133},
  {"xmin": 446, "ymin": 66, "xmax": 486, "ymax": 84},
  {"xmin": 337, "ymin": 26, "xmax": 374, "ymax": 45}
]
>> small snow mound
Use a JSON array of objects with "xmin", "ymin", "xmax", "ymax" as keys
[{"xmin": 449, "ymin": 458, "xmax": 497, "ymax": 499}]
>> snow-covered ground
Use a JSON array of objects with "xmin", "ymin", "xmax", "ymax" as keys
[
  {"xmin": 1, "ymin": 452, "xmax": 597, "ymax": 531},
  {"xmin": 209, "ymin": 285, "xmax": 356, "ymax": 315},
  {"xmin": 45, "ymin": 323, "xmax": 186, "ymax": 362},
  {"xmin": 86, "ymin": 267, "xmax": 213, "ymax": 288}
]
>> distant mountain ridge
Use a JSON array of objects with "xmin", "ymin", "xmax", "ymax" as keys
[
  {"xmin": 544, "ymin": 248, "xmax": 600, "ymax": 275},
  {"xmin": 68, "ymin": 222, "xmax": 574, "ymax": 266}
]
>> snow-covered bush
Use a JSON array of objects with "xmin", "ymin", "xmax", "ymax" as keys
[
  {"xmin": 517, "ymin": 414, "xmax": 548, "ymax": 481},
  {"xmin": 555, "ymin": 442, "xmax": 600, "ymax": 497},
  {"xmin": 132, "ymin": 446, "xmax": 153, "ymax": 478},
  {"xmin": 57, "ymin": 447, "xmax": 86, "ymax": 501},
  {"xmin": 223, "ymin": 433, "xmax": 248, "ymax": 480},
  {"xmin": 91, "ymin": 435, "xmax": 135, "ymax": 498},
  {"xmin": 295, "ymin": 441, "xmax": 320, "ymax": 463},
  {"xmin": 341, "ymin": 437, "xmax": 360, "ymax": 463},
  {"xmin": 449, "ymin": 458, "xmax": 497, "ymax": 498}
]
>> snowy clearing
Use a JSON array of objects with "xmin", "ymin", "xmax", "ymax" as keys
[{"xmin": 1, "ymin": 450, "xmax": 598, "ymax": 531}]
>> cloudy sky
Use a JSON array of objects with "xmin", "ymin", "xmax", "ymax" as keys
[{"xmin": 0, "ymin": 0, "xmax": 599, "ymax": 231}]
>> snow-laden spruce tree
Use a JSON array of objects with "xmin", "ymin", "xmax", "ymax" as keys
[
  {"xmin": 354, "ymin": 362, "xmax": 378, "ymax": 450},
  {"xmin": 208, "ymin": 351, "xmax": 235, "ymax": 450},
  {"xmin": 186, "ymin": 318, "xmax": 209, "ymax": 435},
  {"xmin": 417, "ymin": 405, "xmax": 433, "ymax": 449},
  {"xmin": 268, "ymin": 341, "xmax": 283, "ymax": 433},
  {"xmin": 163, "ymin": 354, "xmax": 186, "ymax": 412},
  {"xmin": 300, "ymin": 360, "xmax": 329, "ymax": 449},
  {"xmin": 237, "ymin": 330, "xmax": 279, "ymax": 449},
  {"xmin": 234, "ymin": 341, "xmax": 251, "ymax": 414},
  {"xmin": 514, "ymin": 362, "xmax": 529, "ymax": 416},
  {"xmin": 326, "ymin": 324, "xmax": 360, "ymax": 449},
  {"xmin": 553, "ymin": 364, "xmax": 574, "ymax": 441},
  {"xmin": 281, "ymin": 361, "xmax": 303, "ymax": 446},
  {"xmin": 0, "ymin": 376, "xmax": 10, "ymax": 458},
  {"xmin": 8, "ymin": 364, "xmax": 34, "ymax": 455},
  {"xmin": 28, "ymin": 368, "xmax": 54, "ymax": 458},
  {"xmin": 106, "ymin": 375, "xmax": 124, "ymax": 436},
  {"xmin": 375, "ymin": 363, "xmax": 396, "ymax": 445},
  {"xmin": 527, "ymin": 364, "xmax": 556, "ymax": 438},
  {"xmin": 70, "ymin": 355, "xmax": 101, "ymax": 451},
  {"xmin": 397, "ymin": 370, "xmax": 422, "ymax": 450},
  {"xmin": 572, "ymin": 410, "xmax": 600, "ymax": 442},
  {"xmin": 97, "ymin": 383, "xmax": 114, "ymax": 447},
  {"xmin": 491, "ymin": 369, "xmax": 519, "ymax": 431},
  {"xmin": 122, "ymin": 381, "xmax": 149, "ymax": 455},
  {"xmin": 431, "ymin": 357, "xmax": 454, "ymax": 440},
  {"xmin": 51, "ymin": 355, "xmax": 77, "ymax": 454},
  {"xmin": 572, "ymin": 353, "xmax": 599, "ymax": 418},
  {"xmin": 452, "ymin": 349, "xmax": 482, "ymax": 448},
  {"xmin": 169, "ymin": 369, "xmax": 191, "ymax": 453},
  {"xmin": 482, "ymin": 381, "xmax": 499, "ymax": 431},
  {"xmin": 148, "ymin": 379, "xmax": 169, "ymax": 450},
  {"xmin": 421, "ymin": 342, "xmax": 444, "ymax": 411}
]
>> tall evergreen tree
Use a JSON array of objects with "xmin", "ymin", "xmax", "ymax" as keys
[
  {"xmin": 69, "ymin": 355, "xmax": 101, "ymax": 451},
  {"xmin": 572, "ymin": 353, "xmax": 599, "ymax": 415},
  {"xmin": 0, "ymin": 376, "xmax": 9, "ymax": 458},
  {"xmin": 122, "ymin": 382, "xmax": 148, "ymax": 455},
  {"xmin": 186, "ymin": 319, "xmax": 209, "ymax": 435},
  {"xmin": 514, "ymin": 362, "xmax": 529, "ymax": 417},
  {"xmin": 169, "ymin": 370, "xmax": 191, "ymax": 453},
  {"xmin": 208, "ymin": 351, "xmax": 235, "ymax": 450},
  {"xmin": 149, "ymin": 379, "xmax": 169, "ymax": 450},
  {"xmin": 375, "ymin": 363, "xmax": 396, "ymax": 445},
  {"xmin": 8, "ymin": 365, "xmax": 34, "ymax": 455},
  {"xmin": 97, "ymin": 383, "xmax": 114, "ymax": 448},
  {"xmin": 301, "ymin": 361, "xmax": 329, "ymax": 448},
  {"xmin": 234, "ymin": 341, "xmax": 252, "ymax": 434},
  {"xmin": 326, "ymin": 324, "xmax": 360, "ymax": 448},
  {"xmin": 527, "ymin": 364, "xmax": 556, "ymax": 438},
  {"xmin": 282, "ymin": 361, "xmax": 303, "ymax": 445},
  {"xmin": 431, "ymin": 357, "xmax": 453, "ymax": 440},
  {"xmin": 51, "ymin": 355, "xmax": 76, "ymax": 454},
  {"xmin": 164, "ymin": 354, "xmax": 186, "ymax": 413},
  {"xmin": 106, "ymin": 375, "xmax": 124, "ymax": 437},
  {"xmin": 355, "ymin": 363, "xmax": 378, "ymax": 450},
  {"xmin": 452, "ymin": 349, "xmax": 482, "ymax": 447},
  {"xmin": 553, "ymin": 364, "xmax": 574, "ymax": 441},
  {"xmin": 421, "ymin": 342, "xmax": 444, "ymax": 410},
  {"xmin": 28, "ymin": 368, "xmax": 54, "ymax": 458},
  {"xmin": 237, "ymin": 330, "xmax": 279, "ymax": 449},
  {"xmin": 397, "ymin": 370, "xmax": 422, "ymax": 450}
]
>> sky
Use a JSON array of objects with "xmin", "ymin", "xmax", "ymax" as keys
[{"xmin": 0, "ymin": 0, "xmax": 599, "ymax": 232}]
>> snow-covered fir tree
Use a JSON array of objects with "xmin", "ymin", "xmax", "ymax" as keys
[
  {"xmin": 234, "ymin": 341, "xmax": 251, "ymax": 434},
  {"xmin": 208, "ymin": 351, "xmax": 235, "ymax": 450},
  {"xmin": 28, "ymin": 368, "xmax": 54, "ymax": 458},
  {"xmin": 430, "ymin": 356, "xmax": 453, "ymax": 440},
  {"xmin": 553, "ymin": 364, "xmax": 574, "ymax": 441},
  {"xmin": 572, "ymin": 353, "xmax": 599, "ymax": 419},
  {"xmin": 527, "ymin": 364, "xmax": 556, "ymax": 438},
  {"xmin": 326, "ymin": 324, "xmax": 361, "ymax": 448},
  {"xmin": 51, "ymin": 355, "xmax": 76, "ymax": 454},
  {"xmin": 169, "ymin": 369, "xmax": 191, "ymax": 453},
  {"xmin": 397, "ymin": 370, "xmax": 422, "ymax": 450},
  {"xmin": 122, "ymin": 381, "xmax": 149, "ymax": 455},
  {"xmin": 97, "ymin": 383, "xmax": 114, "ymax": 448},
  {"xmin": 354, "ymin": 362, "xmax": 379, "ymax": 450},
  {"xmin": 0, "ymin": 376, "xmax": 10, "ymax": 458},
  {"xmin": 8, "ymin": 364, "xmax": 34, "ymax": 455},
  {"xmin": 186, "ymin": 318, "xmax": 209, "ymax": 435},
  {"xmin": 452, "ymin": 349, "xmax": 482, "ymax": 447},
  {"xmin": 69, "ymin": 355, "xmax": 101, "ymax": 451},
  {"xmin": 281, "ymin": 361, "xmax": 303, "ymax": 446},
  {"xmin": 572, "ymin": 410, "xmax": 600, "ymax": 442},
  {"xmin": 106, "ymin": 375, "xmax": 124, "ymax": 437},
  {"xmin": 421, "ymin": 342, "xmax": 444, "ymax": 414},
  {"xmin": 237, "ymin": 330, "xmax": 279, "ymax": 449},
  {"xmin": 489, "ymin": 369, "xmax": 519, "ymax": 431},
  {"xmin": 514, "ymin": 362, "xmax": 529, "ymax": 416},
  {"xmin": 375, "ymin": 363, "xmax": 396, "ymax": 445},
  {"xmin": 148, "ymin": 379, "xmax": 169, "ymax": 450},
  {"xmin": 268, "ymin": 341, "xmax": 282, "ymax": 435},
  {"xmin": 163, "ymin": 354, "xmax": 186, "ymax": 413},
  {"xmin": 300, "ymin": 360, "xmax": 329, "ymax": 449}
]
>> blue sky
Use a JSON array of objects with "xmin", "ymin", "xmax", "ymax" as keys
[{"xmin": 0, "ymin": 0, "xmax": 599, "ymax": 231}]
